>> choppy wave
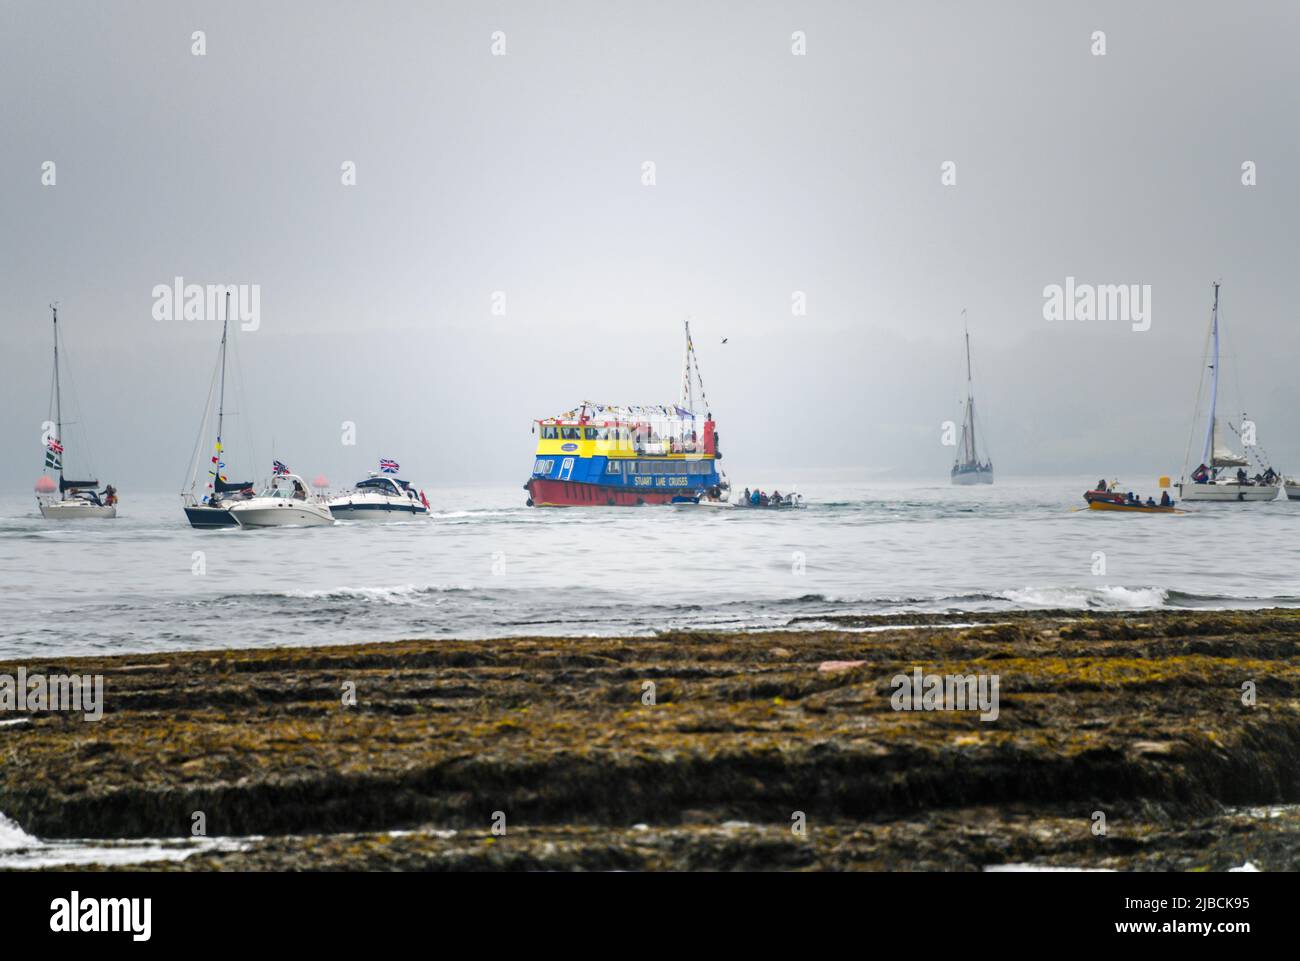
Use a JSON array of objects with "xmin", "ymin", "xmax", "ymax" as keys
[{"xmin": 272, "ymin": 584, "xmax": 473, "ymax": 604}]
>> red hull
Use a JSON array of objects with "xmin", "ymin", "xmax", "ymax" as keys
[{"xmin": 526, "ymin": 478, "xmax": 694, "ymax": 507}]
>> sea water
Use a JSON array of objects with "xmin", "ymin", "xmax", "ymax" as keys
[{"xmin": 1, "ymin": 473, "xmax": 1297, "ymax": 660}]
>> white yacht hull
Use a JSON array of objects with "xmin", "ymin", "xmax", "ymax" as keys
[
  {"xmin": 1286, "ymin": 485, "xmax": 1300, "ymax": 501},
  {"xmin": 229, "ymin": 503, "xmax": 334, "ymax": 527},
  {"xmin": 951, "ymin": 468, "xmax": 994, "ymax": 486},
  {"xmin": 1177, "ymin": 483, "xmax": 1279, "ymax": 502},
  {"xmin": 39, "ymin": 500, "xmax": 117, "ymax": 519},
  {"xmin": 327, "ymin": 497, "xmax": 429, "ymax": 521}
]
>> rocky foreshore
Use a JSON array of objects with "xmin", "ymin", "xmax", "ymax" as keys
[{"xmin": 3, "ymin": 609, "xmax": 1299, "ymax": 870}]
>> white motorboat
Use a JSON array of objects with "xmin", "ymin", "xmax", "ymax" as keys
[
  {"xmin": 327, "ymin": 470, "xmax": 430, "ymax": 520},
  {"xmin": 228, "ymin": 473, "xmax": 335, "ymax": 528},
  {"xmin": 1176, "ymin": 283, "xmax": 1281, "ymax": 503},
  {"xmin": 37, "ymin": 305, "xmax": 119, "ymax": 519},
  {"xmin": 951, "ymin": 311, "xmax": 993, "ymax": 485}
]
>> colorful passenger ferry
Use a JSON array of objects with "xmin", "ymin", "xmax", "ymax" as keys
[{"xmin": 524, "ymin": 324, "xmax": 726, "ymax": 507}]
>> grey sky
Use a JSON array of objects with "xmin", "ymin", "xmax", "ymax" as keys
[{"xmin": 3, "ymin": 1, "xmax": 1299, "ymax": 491}]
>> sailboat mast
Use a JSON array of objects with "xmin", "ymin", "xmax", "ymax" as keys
[
  {"xmin": 1201, "ymin": 282, "xmax": 1220, "ymax": 467},
  {"xmin": 963, "ymin": 310, "xmax": 976, "ymax": 464},
  {"xmin": 217, "ymin": 291, "xmax": 229, "ymax": 442},
  {"xmin": 52, "ymin": 304, "xmax": 63, "ymax": 481}
]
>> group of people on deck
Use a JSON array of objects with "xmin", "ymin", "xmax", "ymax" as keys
[
  {"xmin": 1190, "ymin": 464, "xmax": 1277, "ymax": 486},
  {"xmin": 69, "ymin": 484, "xmax": 117, "ymax": 507},
  {"xmin": 1093, "ymin": 479, "xmax": 1172, "ymax": 508},
  {"xmin": 743, "ymin": 487, "xmax": 786, "ymax": 507}
]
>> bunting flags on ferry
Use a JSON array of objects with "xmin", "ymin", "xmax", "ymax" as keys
[
  {"xmin": 272, "ymin": 460, "xmax": 290, "ymax": 475},
  {"xmin": 379, "ymin": 458, "xmax": 399, "ymax": 474}
]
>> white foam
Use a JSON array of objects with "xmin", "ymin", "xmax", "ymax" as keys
[
  {"xmin": 0, "ymin": 810, "xmax": 246, "ymax": 869},
  {"xmin": 276, "ymin": 584, "xmax": 470, "ymax": 604},
  {"xmin": 984, "ymin": 864, "xmax": 1115, "ymax": 872},
  {"xmin": 999, "ymin": 585, "xmax": 1168, "ymax": 610}
]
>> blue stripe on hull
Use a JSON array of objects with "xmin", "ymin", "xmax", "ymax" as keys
[
  {"xmin": 529, "ymin": 453, "xmax": 720, "ymax": 493},
  {"xmin": 330, "ymin": 503, "xmax": 426, "ymax": 517}
]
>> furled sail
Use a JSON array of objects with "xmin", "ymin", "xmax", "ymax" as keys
[{"xmin": 1210, "ymin": 421, "xmax": 1248, "ymax": 467}]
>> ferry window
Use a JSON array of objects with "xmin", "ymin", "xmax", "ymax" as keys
[
  {"xmin": 541, "ymin": 426, "xmax": 558, "ymax": 439},
  {"xmin": 534, "ymin": 459, "xmax": 554, "ymax": 475},
  {"xmin": 584, "ymin": 428, "xmax": 599, "ymax": 440},
  {"xmin": 560, "ymin": 427, "xmax": 581, "ymax": 440},
  {"xmin": 606, "ymin": 461, "xmax": 622, "ymax": 474}
]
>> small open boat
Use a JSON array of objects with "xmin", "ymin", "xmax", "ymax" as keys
[
  {"xmin": 738, "ymin": 492, "xmax": 805, "ymax": 509},
  {"xmin": 1083, "ymin": 491, "xmax": 1182, "ymax": 514}
]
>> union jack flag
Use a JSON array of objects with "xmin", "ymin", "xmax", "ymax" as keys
[
  {"xmin": 46, "ymin": 438, "xmax": 64, "ymax": 454},
  {"xmin": 272, "ymin": 460, "xmax": 290, "ymax": 475},
  {"xmin": 379, "ymin": 458, "xmax": 399, "ymax": 474}
]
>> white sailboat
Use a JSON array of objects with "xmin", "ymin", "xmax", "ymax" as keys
[
  {"xmin": 37, "ymin": 305, "xmax": 118, "ymax": 519},
  {"xmin": 1177, "ymin": 282, "xmax": 1280, "ymax": 502},
  {"xmin": 951, "ymin": 312, "xmax": 993, "ymax": 485},
  {"xmin": 182, "ymin": 292, "xmax": 254, "ymax": 528}
]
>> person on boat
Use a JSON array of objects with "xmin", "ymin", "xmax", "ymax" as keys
[
  {"xmin": 1159, "ymin": 491, "xmax": 1172, "ymax": 507},
  {"xmin": 292, "ymin": 479, "xmax": 307, "ymax": 500},
  {"xmin": 1145, "ymin": 496, "xmax": 1156, "ymax": 507},
  {"xmin": 743, "ymin": 487, "xmax": 752, "ymax": 504},
  {"xmin": 760, "ymin": 492, "xmax": 770, "ymax": 507},
  {"xmin": 1096, "ymin": 479, "xmax": 1108, "ymax": 492},
  {"xmin": 750, "ymin": 489, "xmax": 761, "ymax": 506},
  {"xmin": 1263, "ymin": 467, "xmax": 1278, "ymax": 485},
  {"xmin": 103, "ymin": 485, "xmax": 117, "ymax": 507},
  {"xmin": 1191, "ymin": 464, "xmax": 1210, "ymax": 483},
  {"xmin": 1236, "ymin": 468, "xmax": 1249, "ymax": 485}
]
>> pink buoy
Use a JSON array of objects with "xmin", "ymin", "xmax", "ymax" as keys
[
  {"xmin": 35, "ymin": 476, "xmax": 57, "ymax": 494},
  {"xmin": 312, "ymin": 474, "xmax": 329, "ymax": 490}
]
